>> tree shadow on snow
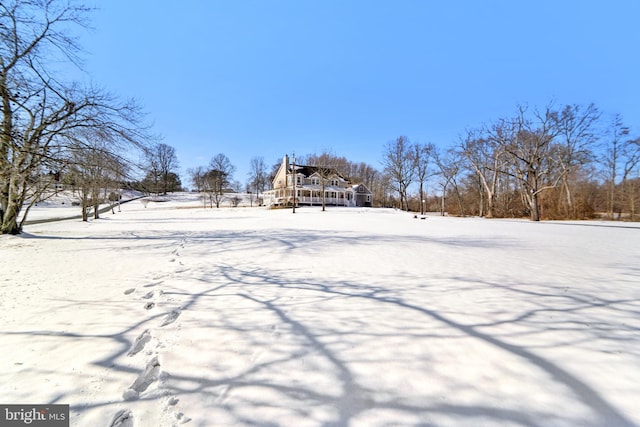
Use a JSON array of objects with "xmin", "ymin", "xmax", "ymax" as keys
[{"xmin": 3, "ymin": 226, "xmax": 639, "ymax": 426}]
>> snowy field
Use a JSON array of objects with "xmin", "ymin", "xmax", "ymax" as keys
[{"xmin": 1, "ymin": 193, "xmax": 639, "ymax": 427}]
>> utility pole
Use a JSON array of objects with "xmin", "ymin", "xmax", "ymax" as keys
[{"xmin": 292, "ymin": 153, "xmax": 296, "ymax": 213}]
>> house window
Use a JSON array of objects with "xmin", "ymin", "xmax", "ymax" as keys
[
  {"xmin": 296, "ymin": 176, "xmax": 301, "ymax": 185},
  {"xmin": 311, "ymin": 178, "xmax": 319, "ymax": 185}
]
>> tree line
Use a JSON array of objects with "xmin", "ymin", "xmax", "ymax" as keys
[{"xmin": 380, "ymin": 104, "xmax": 639, "ymax": 221}]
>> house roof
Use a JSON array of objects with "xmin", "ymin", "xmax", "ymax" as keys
[
  {"xmin": 351, "ymin": 183, "xmax": 373, "ymax": 194},
  {"xmin": 289, "ymin": 165, "xmax": 317, "ymax": 177},
  {"xmin": 289, "ymin": 164, "xmax": 346, "ymax": 180}
]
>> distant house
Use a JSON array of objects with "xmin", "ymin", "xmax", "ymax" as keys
[{"xmin": 264, "ymin": 155, "xmax": 373, "ymax": 207}]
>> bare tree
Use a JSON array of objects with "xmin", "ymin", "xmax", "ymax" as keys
[
  {"xmin": 497, "ymin": 106, "xmax": 562, "ymax": 221},
  {"xmin": 413, "ymin": 142, "xmax": 434, "ymax": 215},
  {"xmin": 434, "ymin": 147, "xmax": 464, "ymax": 216},
  {"xmin": 602, "ymin": 115, "xmax": 630, "ymax": 219},
  {"xmin": 188, "ymin": 166, "xmax": 208, "ymax": 207},
  {"xmin": 203, "ymin": 170, "xmax": 225, "ymax": 208},
  {"xmin": 248, "ymin": 156, "xmax": 268, "ymax": 202},
  {"xmin": 145, "ymin": 143, "xmax": 179, "ymax": 195},
  {"xmin": 188, "ymin": 166, "xmax": 204, "ymax": 192},
  {"xmin": 370, "ymin": 172, "xmax": 394, "ymax": 208},
  {"xmin": 306, "ymin": 151, "xmax": 342, "ymax": 211},
  {"xmin": 70, "ymin": 141, "xmax": 126, "ymax": 221},
  {"xmin": 382, "ymin": 136, "xmax": 415, "ymax": 211},
  {"xmin": 459, "ymin": 127, "xmax": 506, "ymax": 218},
  {"xmin": 229, "ymin": 194, "xmax": 242, "ymax": 207},
  {"xmin": 0, "ymin": 0, "xmax": 151, "ymax": 234},
  {"xmin": 207, "ymin": 153, "xmax": 235, "ymax": 208},
  {"xmin": 350, "ymin": 162, "xmax": 379, "ymax": 189},
  {"xmin": 553, "ymin": 104, "xmax": 600, "ymax": 218},
  {"xmin": 619, "ymin": 136, "xmax": 640, "ymax": 220},
  {"xmin": 143, "ymin": 149, "xmax": 160, "ymax": 195}
]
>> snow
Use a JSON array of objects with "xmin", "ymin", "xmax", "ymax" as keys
[{"xmin": 1, "ymin": 193, "xmax": 639, "ymax": 427}]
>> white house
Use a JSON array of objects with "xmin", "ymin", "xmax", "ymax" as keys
[{"xmin": 264, "ymin": 155, "xmax": 373, "ymax": 207}]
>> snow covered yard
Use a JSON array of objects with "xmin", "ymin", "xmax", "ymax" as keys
[{"xmin": 1, "ymin": 197, "xmax": 639, "ymax": 427}]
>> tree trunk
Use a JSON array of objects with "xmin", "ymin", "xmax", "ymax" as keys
[
  {"xmin": 530, "ymin": 192, "xmax": 541, "ymax": 221},
  {"xmin": 401, "ymin": 185, "xmax": 410, "ymax": 211},
  {"xmin": 486, "ymin": 193, "xmax": 495, "ymax": 218},
  {"xmin": 0, "ymin": 174, "xmax": 24, "ymax": 235},
  {"xmin": 1, "ymin": 73, "xmax": 12, "ymax": 228},
  {"xmin": 562, "ymin": 176, "xmax": 574, "ymax": 218},
  {"xmin": 455, "ymin": 187, "xmax": 465, "ymax": 216},
  {"xmin": 81, "ymin": 201, "xmax": 89, "ymax": 222},
  {"xmin": 608, "ymin": 179, "xmax": 616, "ymax": 220},
  {"xmin": 92, "ymin": 188, "xmax": 100, "ymax": 219},
  {"xmin": 630, "ymin": 190, "xmax": 636, "ymax": 221},
  {"xmin": 1, "ymin": 197, "xmax": 21, "ymax": 234},
  {"xmin": 321, "ymin": 181, "xmax": 326, "ymax": 212}
]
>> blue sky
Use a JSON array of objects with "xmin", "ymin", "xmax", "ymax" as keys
[{"xmin": 80, "ymin": 1, "xmax": 640, "ymax": 186}]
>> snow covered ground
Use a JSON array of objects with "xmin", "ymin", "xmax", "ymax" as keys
[{"xmin": 1, "ymin": 193, "xmax": 639, "ymax": 427}]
